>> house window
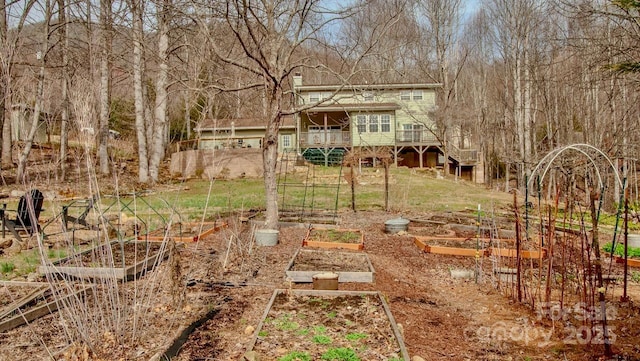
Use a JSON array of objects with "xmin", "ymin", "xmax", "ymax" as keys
[
  {"xmin": 309, "ymin": 92, "xmax": 321, "ymax": 102},
  {"xmin": 381, "ymin": 115, "xmax": 390, "ymax": 132},
  {"xmin": 369, "ymin": 115, "xmax": 379, "ymax": 132},
  {"xmin": 400, "ymin": 90, "xmax": 411, "ymax": 101},
  {"xmin": 357, "ymin": 115, "xmax": 367, "ymax": 133},
  {"xmin": 413, "ymin": 90, "xmax": 423, "ymax": 100},
  {"xmin": 282, "ymin": 134, "xmax": 291, "ymax": 148}
]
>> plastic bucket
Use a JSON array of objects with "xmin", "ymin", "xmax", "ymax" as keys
[
  {"xmin": 255, "ymin": 229, "xmax": 279, "ymax": 246},
  {"xmin": 385, "ymin": 217, "xmax": 410, "ymax": 234}
]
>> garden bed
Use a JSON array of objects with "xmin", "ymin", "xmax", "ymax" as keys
[
  {"xmin": 302, "ymin": 227, "xmax": 364, "ymax": 250},
  {"xmin": 414, "ymin": 236, "xmax": 544, "ymax": 259},
  {"xmin": 246, "ymin": 289, "xmax": 409, "ymax": 361},
  {"xmin": 38, "ymin": 241, "xmax": 170, "ymax": 280},
  {"xmin": 489, "ymin": 246, "xmax": 546, "ymax": 259},
  {"xmin": 285, "ymin": 248, "xmax": 375, "ymax": 283},
  {"xmin": 615, "ymin": 256, "xmax": 640, "ymax": 268},
  {"xmin": 137, "ymin": 221, "xmax": 227, "ymax": 242},
  {"xmin": 414, "ymin": 236, "xmax": 490, "ymax": 257},
  {"xmin": 0, "ymin": 281, "xmax": 93, "ymax": 332}
]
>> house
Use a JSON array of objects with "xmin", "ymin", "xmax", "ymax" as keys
[
  {"xmin": 292, "ymin": 74, "xmax": 481, "ymax": 182},
  {"xmin": 196, "ymin": 116, "xmax": 297, "ymax": 153}
]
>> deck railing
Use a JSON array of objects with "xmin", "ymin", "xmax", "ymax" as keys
[{"xmin": 300, "ymin": 131, "xmax": 351, "ymax": 147}]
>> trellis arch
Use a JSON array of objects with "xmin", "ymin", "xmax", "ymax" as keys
[{"xmin": 527, "ymin": 143, "xmax": 623, "ymax": 191}]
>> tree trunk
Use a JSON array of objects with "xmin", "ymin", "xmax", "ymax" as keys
[
  {"xmin": 16, "ymin": 1, "xmax": 50, "ymax": 181},
  {"xmin": 98, "ymin": 0, "xmax": 112, "ymax": 175},
  {"xmin": 0, "ymin": 0, "xmax": 10, "ymax": 169},
  {"xmin": 132, "ymin": 0, "xmax": 149, "ymax": 183},
  {"xmin": 148, "ymin": 0, "xmax": 170, "ymax": 182},
  {"xmin": 58, "ymin": 0, "xmax": 70, "ymax": 179},
  {"xmin": 263, "ymin": 90, "xmax": 282, "ymax": 230}
]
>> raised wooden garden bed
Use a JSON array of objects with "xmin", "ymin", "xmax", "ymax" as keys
[
  {"xmin": 489, "ymin": 247, "xmax": 547, "ymax": 259},
  {"xmin": 137, "ymin": 221, "xmax": 227, "ymax": 242},
  {"xmin": 0, "ymin": 281, "xmax": 93, "ymax": 332},
  {"xmin": 414, "ymin": 236, "xmax": 490, "ymax": 257},
  {"xmin": 38, "ymin": 241, "xmax": 170, "ymax": 281},
  {"xmin": 615, "ymin": 256, "xmax": 640, "ymax": 268},
  {"xmin": 285, "ymin": 248, "xmax": 375, "ymax": 283},
  {"xmin": 302, "ymin": 227, "xmax": 364, "ymax": 250},
  {"xmin": 414, "ymin": 236, "xmax": 544, "ymax": 259},
  {"xmin": 246, "ymin": 289, "xmax": 409, "ymax": 361}
]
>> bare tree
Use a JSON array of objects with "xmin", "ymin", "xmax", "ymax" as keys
[
  {"xmin": 58, "ymin": 0, "xmax": 71, "ymax": 179},
  {"xmin": 147, "ymin": 0, "xmax": 172, "ymax": 182},
  {"xmin": 129, "ymin": 0, "xmax": 149, "ymax": 183},
  {"xmin": 16, "ymin": 0, "xmax": 54, "ymax": 181},
  {"xmin": 194, "ymin": 0, "xmax": 404, "ymax": 229},
  {"xmin": 98, "ymin": 0, "xmax": 112, "ymax": 175},
  {"xmin": 414, "ymin": 0, "xmax": 466, "ymax": 177},
  {"xmin": 1, "ymin": 0, "xmax": 38, "ymax": 169}
]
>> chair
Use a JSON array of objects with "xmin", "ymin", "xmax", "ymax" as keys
[{"xmin": 0, "ymin": 189, "xmax": 44, "ymax": 242}]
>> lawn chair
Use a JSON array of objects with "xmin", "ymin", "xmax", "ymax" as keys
[{"xmin": 0, "ymin": 189, "xmax": 44, "ymax": 243}]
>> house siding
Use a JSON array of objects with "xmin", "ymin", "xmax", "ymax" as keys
[{"xmin": 298, "ymin": 86, "xmax": 437, "ymax": 148}]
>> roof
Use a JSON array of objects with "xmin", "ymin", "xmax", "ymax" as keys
[
  {"xmin": 302, "ymin": 102, "xmax": 401, "ymax": 113},
  {"xmin": 197, "ymin": 116, "xmax": 295, "ymax": 131},
  {"xmin": 294, "ymin": 83, "xmax": 442, "ymax": 92}
]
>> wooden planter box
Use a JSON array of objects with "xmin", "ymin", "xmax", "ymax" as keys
[
  {"xmin": 489, "ymin": 247, "xmax": 547, "ymax": 259},
  {"xmin": 302, "ymin": 227, "xmax": 364, "ymax": 250},
  {"xmin": 285, "ymin": 248, "xmax": 375, "ymax": 283},
  {"xmin": 38, "ymin": 241, "xmax": 170, "ymax": 281},
  {"xmin": 137, "ymin": 221, "xmax": 227, "ymax": 242},
  {"xmin": 415, "ymin": 236, "xmax": 489, "ymax": 257},
  {"xmin": 0, "ymin": 281, "xmax": 93, "ymax": 332},
  {"xmin": 615, "ymin": 256, "xmax": 640, "ymax": 268},
  {"xmin": 246, "ymin": 289, "xmax": 409, "ymax": 361}
]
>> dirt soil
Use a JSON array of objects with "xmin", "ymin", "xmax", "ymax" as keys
[
  {"xmin": 306, "ymin": 229, "xmax": 363, "ymax": 244},
  {"xmin": 290, "ymin": 249, "xmax": 370, "ymax": 272},
  {"xmin": 55, "ymin": 241, "xmax": 165, "ymax": 267},
  {"xmin": 251, "ymin": 292, "xmax": 403, "ymax": 360},
  {"xmin": 1, "ymin": 211, "xmax": 640, "ymax": 360}
]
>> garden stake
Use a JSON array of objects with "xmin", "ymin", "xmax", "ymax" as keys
[
  {"xmin": 623, "ymin": 188, "xmax": 629, "ymax": 302},
  {"xmin": 475, "ymin": 204, "xmax": 480, "ymax": 284}
]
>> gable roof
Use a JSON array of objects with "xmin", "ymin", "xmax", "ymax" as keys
[{"xmin": 294, "ymin": 83, "xmax": 442, "ymax": 93}]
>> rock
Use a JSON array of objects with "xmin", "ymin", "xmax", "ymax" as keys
[
  {"xmin": 243, "ymin": 351, "xmax": 260, "ymax": 361},
  {"xmin": 412, "ymin": 356, "xmax": 426, "ymax": 361},
  {"xmin": 244, "ymin": 325, "xmax": 255, "ymax": 335},
  {"xmin": 0, "ymin": 238, "xmax": 12, "ymax": 249}
]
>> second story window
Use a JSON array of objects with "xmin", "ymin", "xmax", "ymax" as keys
[
  {"xmin": 357, "ymin": 115, "xmax": 367, "ymax": 133},
  {"xmin": 400, "ymin": 89, "xmax": 424, "ymax": 101},
  {"xmin": 309, "ymin": 92, "xmax": 321, "ymax": 102},
  {"xmin": 369, "ymin": 115, "xmax": 379, "ymax": 132},
  {"xmin": 381, "ymin": 115, "xmax": 390, "ymax": 132}
]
